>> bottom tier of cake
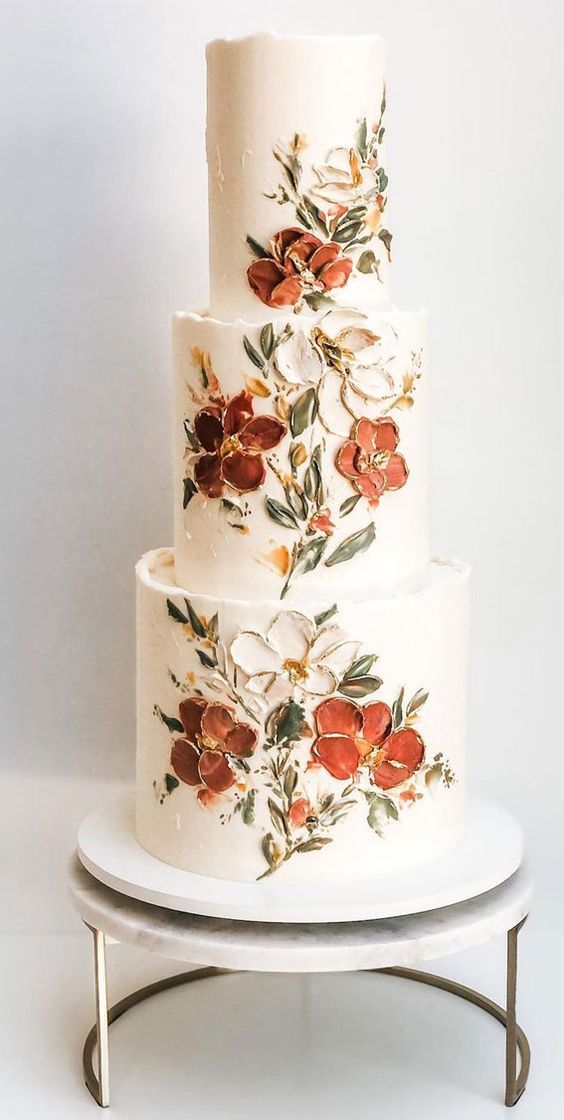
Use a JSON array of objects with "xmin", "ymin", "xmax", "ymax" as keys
[{"xmin": 136, "ymin": 549, "xmax": 470, "ymax": 884}]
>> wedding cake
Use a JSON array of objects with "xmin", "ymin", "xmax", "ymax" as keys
[{"xmin": 136, "ymin": 33, "xmax": 470, "ymax": 884}]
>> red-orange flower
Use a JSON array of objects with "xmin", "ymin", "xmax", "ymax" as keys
[
  {"xmin": 171, "ymin": 697, "xmax": 258, "ymax": 798},
  {"xmin": 288, "ymin": 797, "xmax": 315, "ymax": 829},
  {"xmin": 193, "ymin": 390, "xmax": 286, "ymax": 498},
  {"xmin": 247, "ymin": 227, "xmax": 353, "ymax": 309},
  {"xmin": 308, "ymin": 507, "xmax": 335, "ymax": 536},
  {"xmin": 311, "ymin": 696, "xmax": 424, "ymax": 790},
  {"xmin": 336, "ymin": 416, "xmax": 408, "ymax": 506}
]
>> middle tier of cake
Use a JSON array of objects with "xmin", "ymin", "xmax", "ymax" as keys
[{"xmin": 174, "ymin": 306, "xmax": 428, "ymax": 602}]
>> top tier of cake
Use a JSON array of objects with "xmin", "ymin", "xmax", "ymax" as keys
[{"xmin": 207, "ymin": 33, "xmax": 391, "ymax": 322}]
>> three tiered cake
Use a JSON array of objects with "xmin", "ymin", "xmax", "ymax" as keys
[{"xmin": 136, "ymin": 33, "xmax": 470, "ymax": 884}]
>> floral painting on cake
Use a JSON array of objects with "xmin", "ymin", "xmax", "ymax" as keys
[
  {"xmin": 180, "ymin": 313, "xmax": 422, "ymax": 599},
  {"xmin": 153, "ymin": 597, "xmax": 455, "ymax": 879},
  {"xmin": 246, "ymin": 93, "xmax": 392, "ymax": 311}
]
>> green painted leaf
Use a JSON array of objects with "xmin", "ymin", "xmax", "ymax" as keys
[
  {"xmin": 164, "ymin": 773, "xmax": 179, "ymax": 794},
  {"xmin": 261, "ymin": 833, "xmax": 278, "ymax": 869},
  {"xmin": 196, "ymin": 648, "xmax": 217, "ymax": 669},
  {"xmin": 206, "ymin": 612, "xmax": 219, "ymax": 642},
  {"xmin": 338, "ymin": 676, "xmax": 383, "ymax": 698},
  {"xmin": 406, "ymin": 689, "xmax": 429, "ymax": 717},
  {"xmin": 303, "ymin": 291, "xmax": 335, "ymax": 311},
  {"xmin": 325, "ymin": 523, "xmax": 376, "ymax": 567},
  {"xmin": 154, "ymin": 705, "xmax": 184, "ymax": 734},
  {"xmin": 339, "ymin": 494, "xmax": 361, "ymax": 516},
  {"xmin": 242, "ymin": 789, "xmax": 256, "ymax": 825},
  {"xmin": 283, "ymin": 536, "xmax": 327, "ymax": 597},
  {"xmin": 166, "ymin": 598, "xmax": 189, "ymax": 625},
  {"xmin": 243, "ymin": 335, "xmax": 266, "ymax": 370},
  {"xmin": 285, "ymin": 485, "xmax": 309, "ymax": 521},
  {"xmin": 314, "ymin": 603, "xmax": 338, "ymax": 627},
  {"xmin": 260, "ymin": 323, "xmax": 275, "ymax": 360},
  {"xmin": 343, "ymin": 654, "xmax": 377, "ymax": 681},
  {"xmin": 378, "ymin": 227, "xmax": 393, "ymax": 260},
  {"xmin": 365, "ymin": 791, "xmax": 398, "ymax": 836},
  {"xmin": 283, "ymin": 767, "xmax": 298, "ymax": 800},
  {"xmin": 265, "ymin": 497, "xmax": 299, "ymax": 529},
  {"xmin": 276, "ymin": 698, "xmax": 306, "ymax": 744},
  {"xmin": 377, "ymin": 169, "xmax": 389, "ymax": 193},
  {"xmin": 183, "ymin": 418, "xmax": 200, "ymax": 450},
  {"xmin": 184, "ymin": 599, "xmax": 207, "ymax": 638},
  {"xmin": 183, "ymin": 477, "xmax": 197, "ymax": 509},
  {"xmin": 246, "ymin": 234, "xmax": 268, "ymax": 259},
  {"xmin": 355, "ymin": 117, "xmax": 368, "ymax": 160},
  {"xmin": 290, "ymin": 387, "xmax": 318, "ymax": 437},
  {"xmin": 357, "ymin": 250, "xmax": 379, "ymax": 275},
  {"xmin": 392, "ymin": 686, "xmax": 404, "ymax": 730},
  {"xmin": 296, "ymin": 836, "xmax": 333, "ymax": 853}
]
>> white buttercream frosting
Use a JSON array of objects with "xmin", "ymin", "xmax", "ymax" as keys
[{"xmin": 207, "ymin": 33, "xmax": 390, "ymax": 321}]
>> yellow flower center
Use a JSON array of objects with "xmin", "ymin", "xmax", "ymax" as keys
[
  {"xmin": 284, "ymin": 658, "xmax": 309, "ymax": 684},
  {"xmin": 356, "ymin": 448, "xmax": 390, "ymax": 475},
  {"xmin": 199, "ymin": 733, "xmax": 217, "ymax": 750},
  {"xmin": 220, "ymin": 434, "xmax": 242, "ymax": 458}
]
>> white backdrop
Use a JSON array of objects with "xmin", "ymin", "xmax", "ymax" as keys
[{"xmin": 1, "ymin": 0, "xmax": 562, "ymax": 876}]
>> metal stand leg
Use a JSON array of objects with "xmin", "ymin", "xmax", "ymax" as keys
[
  {"xmin": 87, "ymin": 926, "xmax": 110, "ymax": 1107},
  {"xmin": 506, "ymin": 917, "xmax": 528, "ymax": 1106}
]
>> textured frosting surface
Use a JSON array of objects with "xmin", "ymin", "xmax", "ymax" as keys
[
  {"xmin": 207, "ymin": 33, "xmax": 391, "ymax": 321},
  {"xmin": 136, "ymin": 550, "xmax": 469, "ymax": 884},
  {"xmin": 174, "ymin": 307, "xmax": 428, "ymax": 602}
]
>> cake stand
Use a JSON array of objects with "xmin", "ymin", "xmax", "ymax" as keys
[{"xmin": 69, "ymin": 807, "xmax": 532, "ymax": 1109}]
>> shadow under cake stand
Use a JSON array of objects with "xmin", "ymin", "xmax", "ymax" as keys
[{"xmin": 69, "ymin": 795, "xmax": 532, "ymax": 1109}]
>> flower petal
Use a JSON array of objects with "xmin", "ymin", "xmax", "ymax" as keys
[
  {"xmin": 267, "ymin": 611, "xmax": 314, "ymax": 662},
  {"xmin": 247, "ymin": 259, "xmax": 286, "ymax": 306},
  {"xmin": 354, "ymin": 418, "xmax": 380, "ymax": 454},
  {"xmin": 170, "ymin": 738, "xmax": 201, "ymax": 786},
  {"xmin": 225, "ymin": 722, "xmax": 258, "ymax": 758},
  {"xmin": 336, "ymin": 440, "xmax": 360, "ymax": 479},
  {"xmin": 309, "ymin": 242, "xmax": 340, "ymax": 276},
  {"xmin": 239, "ymin": 415, "xmax": 287, "ymax": 451},
  {"xmin": 269, "ymin": 275, "xmax": 304, "ymax": 307},
  {"xmin": 313, "ymin": 734, "xmax": 360, "ymax": 779},
  {"xmin": 285, "ymin": 231, "xmax": 323, "ymax": 265},
  {"xmin": 194, "ymin": 406, "xmax": 223, "ymax": 452},
  {"xmin": 231, "ymin": 631, "xmax": 282, "ymax": 677},
  {"xmin": 316, "ymin": 641, "xmax": 362, "ymax": 680},
  {"xmin": 221, "ymin": 450, "xmax": 266, "ymax": 493},
  {"xmin": 314, "ymin": 696, "xmax": 363, "ymax": 737},
  {"xmin": 178, "ymin": 697, "xmax": 207, "ymax": 744},
  {"xmin": 304, "ymin": 665, "xmax": 337, "ymax": 697},
  {"xmin": 288, "ymin": 797, "xmax": 311, "ymax": 829},
  {"xmin": 318, "ymin": 255, "xmax": 353, "ymax": 292},
  {"xmin": 194, "ymin": 452, "xmax": 223, "ymax": 497},
  {"xmin": 356, "ymin": 470, "xmax": 386, "ymax": 503},
  {"xmin": 199, "ymin": 749, "xmax": 236, "ymax": 793},
  {"xmin": 272, "ymin": 227, "xmax": 309, "ymax": 260},
  {"xmin": 201, "ymin": 702, "xmax": 237, "ymax": 746},
  {"xmin": 274, "ymin": 331, "xmax": 324, "ymax": 386},
  {"xmin": 308, "ymin": 624, "xmax": 349, "ymax": 662},
  {"xmin": 373, "ymin": 416, "xmax": 400, "ymax": 453},
  {"xmin": 224, "ymin": 391, "xmax": 254, "ymax": 436},
  {"xmin": 363, "ymin": 701, "xmax": 393, "ymax": 747},
  {"xmin": 372, "ymin": 728, "xmax": 425, "ymax": 790},
  {"xmin": 384, "ymin": 453, "xmax": 409, "ymax": 490}
]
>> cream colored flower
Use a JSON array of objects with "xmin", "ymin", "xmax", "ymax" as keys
[
  {"xmin": 231, "ymin": 611, "xmax": 360, "ymax": 706},
  {"xmin": 312, "ymin": 309, "xmax": 398, "ymax": 436},
  {"xmin": 310, "ymin": 147, "xmax": 379, "ymax": 207}
]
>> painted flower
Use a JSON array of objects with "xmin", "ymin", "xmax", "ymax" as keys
[
  {"xmin": 247, "ymin": 227, "xmax": 353, "ymax": 309},
  {"xmin": 288, "ymin": 797, "xmax": 316, "ymax": 830},
  {"xmin": 311, "ymin": 696, "xmax": 425, "ymax": 790},
  {"xmin": 170, "ymin": 698, "xmax": 258, "ymax": 799},
  {"xmin": 336, "ymin": 416, "xmax": 408, "ymax": 506},
  {"xmin": 310, "ymin": 147, "xmax": 379, "ymax": 208},
  {"xmin": 308, "ymin": 508, "xmax": 335, "ymax": 536},
  {"xmin": 231, "ymin": 611, "xmax": 360, "ymax": 707},
  {"xmin": 193, "ymin": 390, "xmax": 286, "ymax": 498}
]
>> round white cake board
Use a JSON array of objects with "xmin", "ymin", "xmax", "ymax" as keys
[{"xmin": 77, "ymin": 793, "xmax": 523, "ymax": 924}]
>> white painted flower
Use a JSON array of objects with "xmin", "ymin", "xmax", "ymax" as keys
[
  {"xmin": 272, "ymin": 329, "xmax": 324, "ymax": 387},
  {"xmin": 313, "ymin": 308, "xmax": 398, "ymax": 436},
  {"xmin": 310, "ymin": 147, "xmax": 379, "ymax": 208},
  {"xmin": 231, "ymin": 611, "xmax": 360, "ymax": 706}
]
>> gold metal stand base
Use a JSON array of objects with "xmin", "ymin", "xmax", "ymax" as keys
[{"xmin": 83, "ymin": 919, "xmax": 529, "ymax": 1109}]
